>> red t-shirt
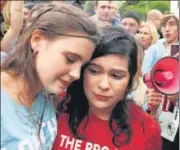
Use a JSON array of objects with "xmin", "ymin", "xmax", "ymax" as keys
[{"xmin": 53, "ymin": 103, "xmax": 161, "ymax": 150}]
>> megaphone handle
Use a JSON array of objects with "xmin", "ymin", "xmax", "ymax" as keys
[
  {"xmin": 146, "ymin": 87, "xmax": 155, "ymax": 114},
  {"xmin": 146, "ymin": 88, "xmax": 154, "ymax": 114},
  {"xmin": 161, "ymin": 94, "xmax": 171, "ymax": 112}
]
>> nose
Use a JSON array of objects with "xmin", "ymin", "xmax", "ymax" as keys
[
  {"xmin": 164, "ymin": 25, "xmax": 170, "ymax": 32},
  {"xmin": 125, "ymin": 25, "xmax": 131, "ymax": 32},
  {"xmin": 104, "ymin": 7, "xmax": 109, "ymax": 13},
  {"xmin": 98, "ymin": 75, "xmax": 110, "ymax": 90},
  {"xmin": 139, "ymin": 33, "xmax": 144, "ymax": 39},
  {"xmin": 69, "ymin": 66, "xmax": 81, "ymax": 81}
]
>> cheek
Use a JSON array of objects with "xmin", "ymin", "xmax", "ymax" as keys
[
  {"xmin": 145, "ymin": 36, "xmax": 151, "ymax": 43},
  {"xmin": 173, "ymin": 28, "xmax": 178, "ymax": 35},
  {"xmin": 35, "ymin": 54, "xmax": 69, "ymax": 81},
  {"xmin": 148, "ymin": 38, "xmax": 152, "ymax": 44},
  {"xmin": 83, "ymin": 73, "xmax": 93, "ymax": 95},
  {"xmin": 148, "ymin": 35, "xmax": 152, "ymax": 41},
  {"xmin": 113, "ymin": 79, "xmax": 129, "ymax": 100}
]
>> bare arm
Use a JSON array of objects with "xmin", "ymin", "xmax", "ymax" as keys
[{"xmin": 1, "ymin": 1, "xmax": 24, "ymax": 53}]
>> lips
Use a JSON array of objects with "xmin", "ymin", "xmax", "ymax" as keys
[
  {"xmin": 141, "ymin": 39, "xmax": 146, "ymax": 43},
  {"xmin": 94, "ymin": 94, "xmax": 110, "ymax": 101},
  {"xmin": 165, "ymin": 34, "xmax": 171, "ymax": 38},
  {"xmin": 59, "ymin": 79, "xmax": 70, "ymax": 89}
]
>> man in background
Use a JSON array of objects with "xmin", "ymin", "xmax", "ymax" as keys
[
  {"xmin": 120, "ymin": 11, "xmax": 141, "ymax": 35},
  {"xmin": 90, "ymin": 1, "xmax": 113, "ymax": 27}
]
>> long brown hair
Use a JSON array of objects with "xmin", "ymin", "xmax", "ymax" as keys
[{"xmin": 1, "ymin": 3, "xmax": 99, "ymax": 88}]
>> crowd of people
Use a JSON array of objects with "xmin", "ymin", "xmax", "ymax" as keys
[{"xmin": 0, "ymin": 0, "xmax": 179, "ymax": 150}]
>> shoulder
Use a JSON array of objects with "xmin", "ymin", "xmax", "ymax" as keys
[
  {"xmin": 127, "ymin": 101, "xmax": 162, "ymax": 149},
  {"xmin": 127, "ymin": 101, "xmax": 143, "ymax": 116},
  {"xmin": 154, "ymin": 38, "xmax": 165, "ymax": 47},
  {"xmin": 127, "ymin": 101, "xmax": 160, "ymax": 131},
  {"xmin": 147, "ymin": 38, "xmax": 165, "ymax": 52},
  {"xmin": 1, "ymin": 88, "xmax": 11, "ymax": 117},
  {"xmin": 90, "ymin": 15, "xmax": 97, "ymax": 21}
]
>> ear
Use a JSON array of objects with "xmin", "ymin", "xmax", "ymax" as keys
[{"xmin": 31, "ymin": 30, "xmax": 46, "ymax": 53}]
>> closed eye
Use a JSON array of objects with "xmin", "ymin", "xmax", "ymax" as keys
[
  {"xmin": 111, "ymin": 73, "xmax": 124, "ymax": 79},
  {"xmin": 88, "ymin": 68, "xmax": 98, "ymax": 74},
  {"xmin": 66, "ymin": 56, "xmax": 76, "ymax": 64},
  {"xmin": 87, "ymin": 65, "xmax": 100, "ymax": 74}
]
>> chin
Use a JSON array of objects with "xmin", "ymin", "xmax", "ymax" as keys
[
  {"xmin": 92, "ymin": 103, "xmax": 110, "ymax": 110},
  {"xmin": 47, "ymin": 87, "xmax": 63, "ymax": 96}
]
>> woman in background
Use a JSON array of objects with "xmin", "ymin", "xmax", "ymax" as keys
[{"xmin": 138, "ymin": 22, "xmax": 158, "ymax": 53}]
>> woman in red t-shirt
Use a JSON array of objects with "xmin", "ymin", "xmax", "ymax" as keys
[{"xmin": 53, "ymin": 26, "xmax": 162, "ymax": 150}]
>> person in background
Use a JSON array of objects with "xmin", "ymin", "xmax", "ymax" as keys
[
  {"xmin": 121, "ymin": 11, "xmax": 141, "ymax": 35},
  {"xmin": 0, "ymin": 0, "xmax": 7, "ymax": 14},
  {"xmin": 146, "ymin": 9, "xmax": 163, "ymax": 39},
  {"xmin": 142, "ymin": 13, "xmax": 179, "ymax": 74},
  {"xmin": 1, "ymin": 1, "xmax": 24, "ymax": 54},
  {"xmin": 0, "ymin": 0, "xmax": 7, "ymax": 39},
  {"xmin": 109, "ymin": 1, "xmax": 121, "ymax": 27},
  {"xmin": 53, "ymin": 26, "xmax": 162, "ymax": 150},
  {"xmin": 1, "ymin": 1, "xmax": 11, "ymax": 37},
  {"xmin": 52, "ymin": 0, "xmax": 83, "ymax": 8},
  {"xmin": 138, "ymin": 22, "xmax": 158, "ymax": 52},
  {"xmin": 67, "ymin": 0, "xmax": 83, "ymax": 8},
  {"xmin": 23, "ymin": 2, "xmax": 36, "ymax": 21},
  {"xmin": 142, "ymin": 13, "xmax": 179, "ymax": 150},
  {"xmin": 0, "ymin": 1, "xmax": 8, "ymax": 62},
  {"xmin": 1, "ymin": 3, "xmax": 99, "ymax": 149},
  {"xmin": 90, "ymin": 0, "xmax": 112, "ymax": 27},
  {"xmin": 128, "ymin": 38, "xmax": 145, "ymax": 107}
]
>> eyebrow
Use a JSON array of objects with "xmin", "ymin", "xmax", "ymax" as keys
[
  {"xmin": 66, "ymin": 52, "xmax": 82, "ymax": 60},
  {"xmin": 88, "ymin": 62, "xmax": 128, "ymax": 73},
  {"xmin": 168, "ymin": 20, "xmax": 176, "ymax": 24},
  {"xmin": 88, "ymin": 63, "xmax": 101, "ymax": 68},
  {"xmin": 65, "ymin": 51, "xmax": 91, "ymax": 65}
]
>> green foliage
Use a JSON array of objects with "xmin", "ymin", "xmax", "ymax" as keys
[
  {"xmin": 83, "ymin": 1, "xmax": 94, "ymax": 16},
  {"xmin": 120, "ymin": 1, "xmax": 170, "ymax": 21},
  {"xmin": 83, "ymin": 1, "xmax": 170, "ymax": 20}
]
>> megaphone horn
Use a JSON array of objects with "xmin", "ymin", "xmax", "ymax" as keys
[
  {"xmin": 153, "ymin": 70, "xmax": 173, "ymax": 86},
  {"xmin": 143, "ymin": 56, "xmax": 179, "ymax": 112},
  {"xmin": 151, "ymin": 56, "xmax": 179, "ymax": 95}
]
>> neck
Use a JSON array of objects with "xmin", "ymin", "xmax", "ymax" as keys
[
  {"xmin": 143, "ymin": 45, "xmax": 150, "ymax": 50},
  {"xmin": 165, "ymin": 38, "xmax": 178, "ymax": 48},
  {"xmin": 89, "ymin": 106, "xmax": 113, "ymax": 121},
  {"xmin": 1, "ymin": 72, "xmax": 42, "ymax": 107}
]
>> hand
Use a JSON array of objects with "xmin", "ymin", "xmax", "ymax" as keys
[
  {"xmin": 174, "ymin": 52, "xmax": 179, "ymax": 58},
  {"xmin": 146, "ymin": 88, "xmax": 162, "ymax": 112}
]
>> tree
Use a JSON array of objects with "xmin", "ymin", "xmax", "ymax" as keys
[
  {"xmin": 83, "ymin": 1, "xmax": 94, "ymax": 16},
  {"xmin": 83, "ymin": 1, "xmax": 170, "ymax": 20},
  {"xmin": 119, "ymin": 1, "xmax": 170, "ymax": 21}
]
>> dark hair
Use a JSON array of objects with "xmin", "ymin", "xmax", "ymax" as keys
[
  {"xmin": 121, "ymin": 11, "xmax": 140, "ymax": 24},
  {"xmin": 58, "ymin": 26, "xmax": 138, "ymax": 147},
  {"xmin": 1, "ymin": 3, "xmax": 99, "ymax": 88},
  {"xmin": 67, "ymin": 0, "xmax": 83, "ymax": 8}
]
